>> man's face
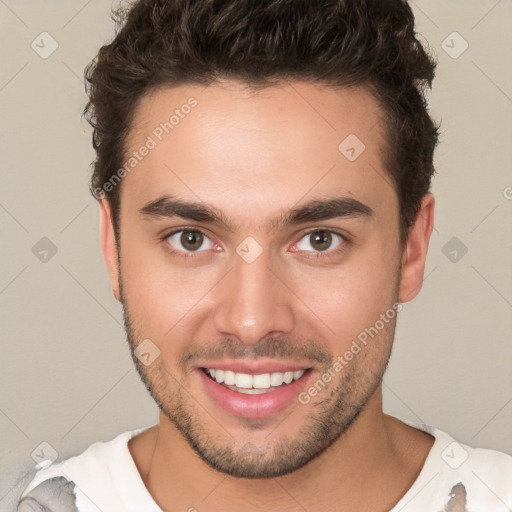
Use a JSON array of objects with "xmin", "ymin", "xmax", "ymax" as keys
[{"xmin": 112, "ymin": 81, "xmax": 404, "ymax": 477}]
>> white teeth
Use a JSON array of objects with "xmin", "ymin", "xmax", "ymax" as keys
[
  {"xmin": 235, "ymin": 373, "xmax": 253, "ymax": 389},
  {"xmin": 225, "ymin": 386, "xmax": 277, "ymax": 395},
  {"xmin": 224, "ymin": 370, "xmax": 236, "ymax": 386},
  {"xmin": 253, "ymin": 373, "xmax": 271, "ymax": 389},
  {"xmin": 283, "ymin": 371, "xmax": 294, "ymax": 384},
  {"xmin": 269, "ymin": 372, "xmax": 285, "ymax": 386},
  {"xmin": 205, "ymin": 368, "xmax": 306, "ymax": 391}
]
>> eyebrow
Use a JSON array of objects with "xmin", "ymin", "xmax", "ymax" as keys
[{"xmin": 139, "ymin": 194, "xmax": 374, "ymax": 232}]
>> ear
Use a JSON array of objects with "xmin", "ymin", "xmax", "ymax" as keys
[
  {"xmin": 99, "ymin": 199, "xmax": 121, "ymax": 302},
  {"xmin": 398, "ymin": 193, "xmax": 435, "ymax": 303}
]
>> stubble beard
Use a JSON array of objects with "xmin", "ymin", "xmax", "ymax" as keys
[{"xmin": 119, "ymin": 273, "xmax": 397, "ymax": 478}]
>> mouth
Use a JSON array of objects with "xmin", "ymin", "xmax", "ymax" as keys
[
  {"xmin": 196, "ymin": 364, "xmax": 313, "ymax": 419},
  {"xmin": 202, "ymin": 367, "xmax": 307, "ymax": 394}
]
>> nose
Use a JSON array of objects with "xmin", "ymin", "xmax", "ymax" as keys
[{"xmin": 212, "ymin": 246, "xmax": 296, "ymax": 345}]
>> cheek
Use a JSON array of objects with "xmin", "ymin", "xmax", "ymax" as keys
[
  {"xmin": 120, "ymin": 238, "xmax": 221, "ymax": 345},
  {"xmin": 286, "ymin": 242, "xmax": 399, "ymax": 342}
]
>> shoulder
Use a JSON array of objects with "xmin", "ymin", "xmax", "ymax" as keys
[
  {"xmin": 17, "ymin": 427, "xmax": 150, "ymax": 512},
  {"xmin": 392, "ymin": 417, "xmax": 512, "ymax": 512},
  {"xmin": 17, "ymin": 476, "xmax": 78, "ymax": 512},
  {"xmin": 453, "ymin": 439, "xmax": 512, "ymax": 499},
  {"xmin": 426, "ymin": 423, "xmax": 512, "ymax": 490}
]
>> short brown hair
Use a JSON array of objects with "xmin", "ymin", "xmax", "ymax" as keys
[{"xmin": 84, "ymin": 0, "xmax": 439, "ymax": 245}]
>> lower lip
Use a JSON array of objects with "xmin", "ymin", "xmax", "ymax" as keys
[{"xmin": 197, "ymin": 369, "xmax": 311, "ymax": 419}]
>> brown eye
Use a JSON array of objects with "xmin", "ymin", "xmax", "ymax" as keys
[
  {"xmin": 181, "ymin": 231, "xmax": 203, "ymax": 251},
  {"xmin": 166, "ymin": 230, "xmax": 214, "ymax": 253},
  {"xmin": 310, "ymin": 230, "xmax": 332, "ymax": 251},
  {"xmin": 296, "ymin": 230, "xmax": 344, "ymax": 253}
]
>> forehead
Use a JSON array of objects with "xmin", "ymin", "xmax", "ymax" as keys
[{"xmin": 121, "ymin": 80, "xmax": 396, "ymax": 229}]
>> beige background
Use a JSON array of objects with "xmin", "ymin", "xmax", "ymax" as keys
[{"xmin": 1, "ymin": 0, "xmax": 511, "ymax": 509}]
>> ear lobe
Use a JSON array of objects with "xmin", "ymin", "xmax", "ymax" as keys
[
  {"xmin": 398, "ymin": 193, "xmax": 435, "ymax": 303},
  {"xmin": 99, "ymin": 199, "xmax": 121, "ymax": 302}
]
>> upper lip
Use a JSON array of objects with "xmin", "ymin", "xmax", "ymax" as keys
[{"xmin": 195, "ymin": 359, "xmax": 312, "ymax": 375}]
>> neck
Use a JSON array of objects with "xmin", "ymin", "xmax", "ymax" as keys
[{"xmin": 130, "ymin": 386, "xmax": 434, "ymax": 512}]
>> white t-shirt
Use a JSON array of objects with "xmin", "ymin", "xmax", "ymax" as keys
[{"xmin": 18, "ymin": 417, "xmax": 512, "ymax": 512}]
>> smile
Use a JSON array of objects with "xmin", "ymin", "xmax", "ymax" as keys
[
  {"xmin": 198, "ymin": 365, "xmax": 312, "ymax": 418},
  {"xmin": 202, "ymin": 368, "xmax": 306, "ymax": 394}
]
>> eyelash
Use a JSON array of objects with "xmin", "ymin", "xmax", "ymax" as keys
[
  {"xmin": 160, "ymin": 227, "xmax": 349, "ymax": 260},
  {"xmin": 161, "ymin": 227, "xmax": 218, "ymax": 259}
]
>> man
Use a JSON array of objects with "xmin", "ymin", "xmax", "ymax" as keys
[{"xmin": 18, "ymin": 0, "xmax": 512, "ymax": 511}]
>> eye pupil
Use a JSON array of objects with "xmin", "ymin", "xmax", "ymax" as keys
[
  {"xmin": 310, "ymin": 230, "xmax": 332, "ymax": 251},
  {"xmin": 181, "ymin": 231, "xmax": 203, "ymax": 251}
]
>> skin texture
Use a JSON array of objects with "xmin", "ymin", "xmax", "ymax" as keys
[{"xmin": 100, "ymin": 80, "xmax": 435, "ymax": 511}]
